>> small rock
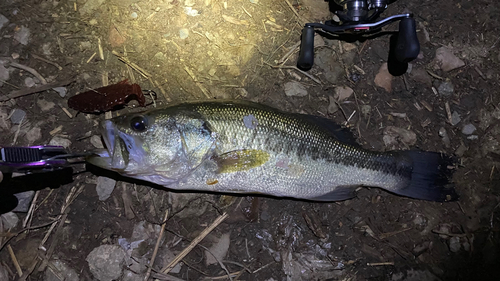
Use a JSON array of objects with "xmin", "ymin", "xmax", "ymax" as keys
[
  {"xmin": 208, "ymin": 68, "xmax": 217, "ymax": 76},
  {"xmin": 86, "ymin": 245, "xmax": 126, "ymax": 281},
  {"xmin": 90, "ymin": 135, "xmax": 104, "ymax": 149},
  {"xmin": 0, "ymin": 111, "xmax": 10, "ymax": 132},
  {"xmin": 315, "ymin": 49, "xmax": 344, "ymax": 83},
  {"xmin": 438, "ymin": 127, "xmax": 450, "ymax": 147},
  {"xmin": 342, "ymin": 42, "xmax": 357, "ymax": 52},
  {"xmin": 433, "ymin": 47, "xmax": 465, "ymax": 72},
  {"xmin": 11, "ymin": 52, "xmax": 19, "ymax": 59},
  {"xmin": 45, "ymin": 259, "xmax": 80, "ymax": 281},
  {"xmin": 81, "ymin": 73, "xmax": 91, "ymax": 82},
  {"xmin": 157, "ymin": 248, "xmax": 182, "ymax": 273},
  {"xmin": 461, "ymin": 124, "xmax": 476, "ymax": 135},
  {"xmin": 0, "ymin": 264, "xmax": 8, "ymax": 281},
  {"xmin": 327, "ymin": 96, "xmax": 338, "ymax": 114},
  {"xmin": 313, "ymin": 34, "xmax": 325, "ymax": 47},
  {"xmin": 237, "ymin": 87, "xmax": 248, "ymax": 97},
  {"xmin": 52, "ymin": 87, "xmax": 67, "ymax": 98},
  {"xmin": 0, "ymin": 14, "xmax": 9, "ymax": 31},
  {"xmin": 334, "ymin": 86, "xmax": 354, "ymax": 101},
  {"xmin": 153, "ymin": 52, "xmax": 165, "ymax": 60},
  {"xmin": 406, "ymin": 63, "xmax": 413, "ymax": 74},
  {"xmin": 80, "ymin": 41, "xmax": 92, "ymax": 50},
  {"xmin": 42, "ymin": 43, "xmax": 52, "ymax": 56},
  {"xmin": 169, "ymin": 193, "xmax": 210, "ymax": 219},
  {"xmin": 13, "ymin": 191, "xmax": 35, "ymax": 212},
  {"xmin": 451, "ymin": 111, "xmax": 461, "ymax": 126},
  {"xmin": 409, "ymin": 67, "xmax": 432, "ymax": 87},
  {"xmin": 437, "ymin": 81, "xmax": 454, "ymax": 96},
  {"xmin": 284, "ymin": 81, "xmax": 308, "ymax": 97},
  {"xmin": 130, "ymin": 12, "xmax": 138, "ymax": 19},
  {"xmin": 448, "ymin": 236, "xmax": 461, "ymax": 252},
  {"xmin": 37, "ymin": 98, "xmax": 55, "ymax": 112},
  {"xmin": 49, "ymin": 136, "xmax": 72, "ymax": 149},
  {"xmin": 360, "ymin": 105, "xmax": 371, "ymax": 117},
  {"xmin": 455, "ymin": 142, "xmax": 467, "ymax": 157},
  {"xmin": 79, "ymin": 0, "xmax": 105, "ymax": 16},
  {"xmin": 412, "ymin": 241, "xmax": 430, "ymax": 255},
  {"xmin": 383, "ymin": 126, "xmax": 416, "ymax": 149},
  {"xmin": 1, "ymin": 212, "xmax": 19, "ymax": 229},
  {"xmin": 370, "ymin": 41, "xmax": 388, "ymax": 61},
  {"xmin": 374, "ymin": 63, "xmax": 393, "ymax": 93},
  {"xmin": 26, "ymin": 127, "xmax": 42, "ymax": 144},
  {"xmin": 10, "ymin": 108, "xmax": 26, "ymax": 124},
  {"xmin": 0, "ymin": 63, "xmax": 10, "ymax": 87},
  {"xmin": 205, "ymin": 233, "xmax": 231, "ymax": 265},
  {"xmin": 109, "ymin": 25, "xmax": 126, "ymax": 47},
  {"xmin": 25, "ymin": 77, "xmax": 36, "ymax": 88},
  {"xmin": 179, "ymin": 28, "xmax": 189, "ymax": 39},
  {"xmin": 122, "ymin": 270, "xmax": 143, "ymax": 281},
  {"xmin": 14, "ymin": 26, "xmax": 30, "ymax": 45},
  {"xmin": 96, "ymin": 176, "xmax": 116, "ymax": 201}
]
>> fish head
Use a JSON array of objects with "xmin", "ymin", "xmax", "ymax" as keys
[{"xmin": 87, "ymin": 109, "xmax": 216, "ymax": 185}]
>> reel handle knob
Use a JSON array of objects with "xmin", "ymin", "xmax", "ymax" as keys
[
  {"xmin": 395, "ymin": 17, "xmax": 420, "ymax": 62},
  {"xmin": 297, "ymin": 26, "xmax": 315, "ymax": 70}
]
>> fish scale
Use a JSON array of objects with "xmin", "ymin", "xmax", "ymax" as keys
[{"xmin": 88, "ymin": 100, "xmax": 457, "ymax": 202}]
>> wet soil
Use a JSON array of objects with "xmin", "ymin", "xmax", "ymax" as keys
[{"xmin": 0, "ymin": 0, "xmax": 500, "ymax": 280}]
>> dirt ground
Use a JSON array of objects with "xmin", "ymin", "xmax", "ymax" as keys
[{"xmin": 0, "ymin": 0, "xmax": 499, "ymax": 280}]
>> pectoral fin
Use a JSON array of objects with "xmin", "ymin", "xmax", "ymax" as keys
[
  {"xmin": 214, "ymin": 149, "xmax": 270, "ymax": 174},
  {"xmin": 309, "ymin": 185, "xmax": 359, "ymax": 201}
]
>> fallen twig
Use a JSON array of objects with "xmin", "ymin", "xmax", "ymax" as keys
[
  {"xmin": 367, "ymin": 262, "xmax": 394, "ymax": 266},
  {"xmin": 7, "ymin": 245, "xmax": 23, "ymax": 276},
  {"xmin": 0, "ymin": 220, "xmax": 60, "ymax": 252},
  {"xmin": 144, "ymin": 209, "xmax": 169, "ymax": 281},
  {"xmin": 0, "ymin": 77, "xmax": 75, "ymax": 102},
  {"xmin": 31, "ymin": 54, "xmax": 63, "ymax": 71},
  {"xmin": 9, "ymin": 62, "xmax": 47, "ymax": 84},
  {"xmin": 112, "ymin": 50, "xmax": 151, "ymax": 78},
  {"xmin": 284, "ymin": 0, "xmax": 308, "ymax": 25},
  {"xmin": 184, "ymin": 66, "xmax": 211, "ymax": 98},
  {"xmin": 161, "ymin": 213, "xmax": 228, "ymax": 274},
  {"xmin": 23, "ymin": 190, "xmax": 40, "ymax": 228},
  {"xmin": 264, "ymin": 62, "xmax": 321, "ymax": 84},
  {"xmin": 278, "ymin": 41, "xmax": 301, "ymax": 65}
]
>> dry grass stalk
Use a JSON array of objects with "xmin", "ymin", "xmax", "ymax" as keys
[
  {"xmin": 7, "ymin": 245, "xmax": 23, "ymax": 276},
  {"xmin": 264, "ymin": 62, "xmax": 322, "ymax": 84},
  {"xmin": 143, "ymin": 209, "xmax": 169, "ymax": 281},
  {"xmin": 112, "ymin": 50, "xmax": 151, "ymax": 78},
  {"xmin": 1, "ymin": 77, "xmax": 75, "ymax": 102},
  {"xmin": 31, "ymin": 54, "xmax": 63, "ymax": 70},
  {"xmin": 161, "ymin": 213, "xmax": 228, "ymax": 274},
  {"xmin": 9, "ymin": 62, "xmax": 47, "ymax": 84}
]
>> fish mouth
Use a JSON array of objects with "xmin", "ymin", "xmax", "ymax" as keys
[{"xmin": 87, "ymin": 120, "xmax": 135, "ymax": 172}]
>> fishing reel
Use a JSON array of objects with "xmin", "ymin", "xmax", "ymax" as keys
[{"xmin": 297, "ymin": 0, "xmax": 420, "ymax": 70}]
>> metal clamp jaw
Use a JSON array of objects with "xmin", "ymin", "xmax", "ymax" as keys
[{"xmin": 0, "ymin": 146, "xmax": 87, "ymax": 174}]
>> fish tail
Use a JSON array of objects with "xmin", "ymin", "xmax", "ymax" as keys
[{"xmin": 392, "ymin": 151, "xmax": 458, "ymax": 202}]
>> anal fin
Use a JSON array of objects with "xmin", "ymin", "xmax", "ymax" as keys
[{"xmin": 309, "ymin": 185, "xmax": 359, "ymax": 201}]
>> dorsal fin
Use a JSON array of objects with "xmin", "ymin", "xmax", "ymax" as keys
[{"xmin": 300, "ymin": 115, "xmax": 359, "ymax": 146}]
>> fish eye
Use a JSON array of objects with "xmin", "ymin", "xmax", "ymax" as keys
[{"xmin": 130, "ymin": 116, "xmax": 148, "ymax": 132}]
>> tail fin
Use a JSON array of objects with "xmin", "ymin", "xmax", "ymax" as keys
[{"xmin": 393, "ymin": 151, "xmax": 458, "ymax": 202}]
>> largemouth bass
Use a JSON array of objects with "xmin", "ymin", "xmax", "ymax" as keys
[{"xmin": 88, "ymin": 100, "xmax": 457, "ymax": 202}]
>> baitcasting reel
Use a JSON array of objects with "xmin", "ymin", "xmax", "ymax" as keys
[{"xmin": 297, "ymin": 0, "xmax": 420, "ymax": 70}]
